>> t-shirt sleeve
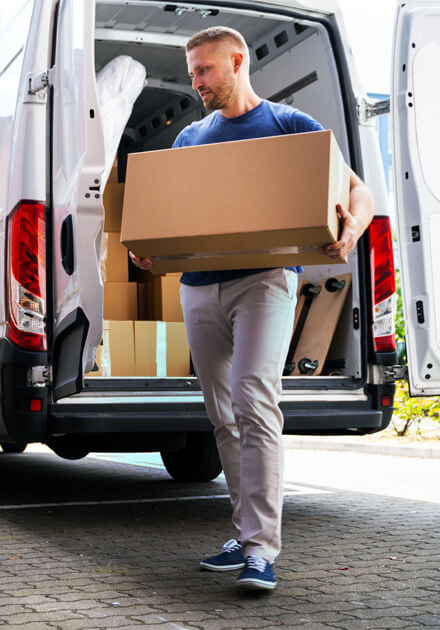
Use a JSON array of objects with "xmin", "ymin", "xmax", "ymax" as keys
[
  {"xmin": 288, "ymin": 109, "xmax": 324, "ymax": 133},
  {"xmin": 172, "ymin": 129, "xmax": 187, "ymax": 148}
]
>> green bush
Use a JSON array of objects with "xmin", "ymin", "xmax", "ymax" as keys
[{"xmin": 393, "ymin": 270, "xmax": 440, "ymax": 436}]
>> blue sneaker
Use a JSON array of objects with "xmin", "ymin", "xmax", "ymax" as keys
[
  {"xmin": 200, "ymin": 539, "xmax": 245, "ymax": 572},
  {"xmin": 236, "ymin": 555, "xmax": 277, "ymax": 590}
]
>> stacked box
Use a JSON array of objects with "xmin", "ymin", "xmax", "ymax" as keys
[
  {"xmin": 100, "ymin": 163, "xmax": 138, "ymax": 324},
  {"xmin": 100, "ymin": 232, "xmax": 129, "ymax": 282},
  {"xmin": 103, "ymin": 166, "xmax": 125, "ymax": 232},
  {"xmin": 104, "ymin": 282, "xmax": 138, "ymax": 320},
  {"xmin": 92, "ymin": 166, "xmax": 187, "ymax": 378},
  {"xmin": 87, "ymin": 321, "xmax": 135, "ymax": 377},
  {"xmin": 87, "ymin": 321, "xmax": 190, "ymax": 378},
  {"xmin": 137, "ymin": 273, "xmax": 183, "ymax": 322},
  {"xmin": 134, "ymin": 321, "xmax": 190, "ymax": 377}
]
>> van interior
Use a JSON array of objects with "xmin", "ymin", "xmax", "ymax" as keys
[{"xmin": 92, "ymin": 0, "xmax": 364, "ymax": 385}]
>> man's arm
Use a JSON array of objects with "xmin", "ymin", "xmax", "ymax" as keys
[{"xmin": 322, "ymin": 169, "xmax": 374, "ymax": 260}]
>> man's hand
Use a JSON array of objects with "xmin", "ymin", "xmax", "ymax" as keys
[
  {"xmin": 129, "ymin": 251, "xmax": 153, "ymax": 270},
  {"xmin": 321, "ymin": 170, "xmax": 374, "ymax": 260},
  {"xmin": 320, "ymin": 203, "xmax": 363, "ymax": 260}
]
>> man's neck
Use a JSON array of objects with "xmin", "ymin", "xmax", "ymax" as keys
[{"xmin": 219, "ymin": 93, "xmax": 262, "ymax": 119}]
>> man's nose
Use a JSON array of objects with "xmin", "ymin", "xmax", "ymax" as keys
[{"xmin": 192, "ymin": 75, "xmax": 202, "ymax": 91}]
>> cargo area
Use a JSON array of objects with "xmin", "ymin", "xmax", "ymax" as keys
[{"xmin": 90, "ymin": 0, "xmax": 365, "ymax": 386}]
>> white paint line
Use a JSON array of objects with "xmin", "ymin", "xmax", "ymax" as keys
[
  {"xmin": 0, "ymin": 494, "xmax": 230, "ymax": 511},
  {"xmin": 0, "ymin": 487, "xmax": 329, "ymax": 511}
]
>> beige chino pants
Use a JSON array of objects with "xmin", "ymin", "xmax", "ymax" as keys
[{"xmin": 180, "ymin": 268, "xmax": 297, "ymax": 562}]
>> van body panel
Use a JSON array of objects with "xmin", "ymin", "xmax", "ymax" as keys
[
  {"xmin": 0, "ymin": 0, "xmax": 399, "ymax": 460},
  {"xmin": 0, "ymin": 0, "xmax": 37, "ymax": 333},
  {"xmin": 51, "ymin": 0, "xmax": 106, "ymax": 400},
  {"xmin": 392, "ymin": 0, "xmax": 440, "ymax": 395}
]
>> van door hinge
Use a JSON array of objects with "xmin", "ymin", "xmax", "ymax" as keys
[
  {"xmin": 28, "ymin": 67, "xmax": 55, "ymax": 95},
  {"xmin": 26, "ymin": 366, "xmax": 52, "ymax": 387},
  {"xmin": 383, "ymin": 364, "xmax": 408, "ymax": 383},
  {"xmin": 357, "ymin": 97, "xmax": 390, "ymax": 123}
]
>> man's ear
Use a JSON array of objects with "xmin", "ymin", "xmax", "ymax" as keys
[{"xmin": 231, "ymin": 52, "xmax": 244, "ymax": 74}]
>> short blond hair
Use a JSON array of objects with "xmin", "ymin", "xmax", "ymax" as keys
[{"xmin": 186, "ymin": 26, "xmax": 248, "ymax": 55}]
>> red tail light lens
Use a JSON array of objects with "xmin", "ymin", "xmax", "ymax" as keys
[
  {"xmin": 6, "ymin": 202, "xmax": 47, "ymax": 351},
  {"xmin": 369, "ymin": 216, "xmax": 397, "ymax": 353}
]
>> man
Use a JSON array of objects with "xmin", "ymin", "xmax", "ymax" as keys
[{"xmin": 130, "ymin": 26, "xmax": 374, "ymax": 590}]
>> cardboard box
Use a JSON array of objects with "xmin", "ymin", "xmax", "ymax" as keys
[
  {"xmin": 104, "ymin": 282, "xmax": 138, "ymax": 320},
  {"xmin": 100, "ymin": 232, "xmax": 129, "ymax": 282},
  {"xmin": 120, "ymin": 130, "xmax": 350, "ymax": 273},
  {"xmin": 86, "ymin": 320, "xmax": 135, "ymax": 377},
  {"xmin": 103, "ymin": 182, "xmax": 125, "ymax": 232},
  {"xmin": 138, "ymin": 274, "xmax": 183, "ymax": 322},
  {"xmin": 153, "ymin": 274, "xmax": 183, "ymax": 321},
  {"xmin": 135, "ymin": 321, "xmax": 190, "ymax": 376},
  {"xmin": 137, "ymin": 281, "xmax": 153, "ymax": 320}
]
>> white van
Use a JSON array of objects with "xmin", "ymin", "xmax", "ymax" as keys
[{"xmin": 0, "ymin": 0, "xmax": 437, "ymax": 479}]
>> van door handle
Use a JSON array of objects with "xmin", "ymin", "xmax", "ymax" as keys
[{"xmin": 61, "ymin": 215, "xmax": 75, "ymax": 275}]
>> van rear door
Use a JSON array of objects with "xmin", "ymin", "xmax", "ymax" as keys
[
  {"xmin": 392, "ymin": 0, "xmax": 440, "ymax": 395},
  {"xmin": 51, "ymin": 0, "xmax": 105, "ymax": 401}
]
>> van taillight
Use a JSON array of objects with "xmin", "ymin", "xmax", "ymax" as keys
[
  {"xmin": 369, "ymin": 215, "xmax": 396, "ymax": 353},
  {"xmin": 6, "ymin": 202, "xmax": 47, "ymax": 351}
]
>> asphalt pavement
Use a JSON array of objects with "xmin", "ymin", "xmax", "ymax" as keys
[{"xmin": 0, "ymin": 442, "xmax": 439, "ymax": 629}]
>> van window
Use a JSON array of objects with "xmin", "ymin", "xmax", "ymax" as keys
[{"xmin": 0, "ymin": 0, "xmax": 34, "ymax": 207}]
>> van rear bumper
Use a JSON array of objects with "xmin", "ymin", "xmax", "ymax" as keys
[
  {"xmin": 49, "ymin": 391, "xmax": 391, "ymax": 436},
  {"xmin": 0, "ymin": 339, "xmax": 49, "ymax": 443}
]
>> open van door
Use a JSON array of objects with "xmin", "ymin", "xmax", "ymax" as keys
[
  {"xmin": 392, "ymin": 0, "xmax": 440, "ymax": 395},
  {"xmin": 51, "ymin": 0, "xmax": 105, "ymax": 401}
]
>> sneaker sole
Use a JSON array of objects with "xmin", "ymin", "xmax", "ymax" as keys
[
  {"xmin": 200, "ymin": 561, "xmax": 245, "ymax": 572},
  {"xmin": 236, "ymin": 577, "xmax": 277, "ymax": 590}
]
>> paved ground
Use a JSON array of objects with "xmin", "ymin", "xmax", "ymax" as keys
[{"xmin": 0, "ymin": 443, "xmax": 439, "ymax": 630}]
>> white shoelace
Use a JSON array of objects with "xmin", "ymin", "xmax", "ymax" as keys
[
  {"xmin": 222, "ymin": 539, "xmax": 241, "ymax": 553},
  {"xmin": 246, "ymin": 554, "xmax": 267, "ymax": 572}
]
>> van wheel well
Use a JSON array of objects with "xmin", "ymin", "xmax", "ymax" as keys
[
  {"xmin": 1, "ymin": 442, "xmax": 27, "ymax": 454},
  {"xmin": 46, "ymin": 436, "xmax": 89, "ymax": 460}
]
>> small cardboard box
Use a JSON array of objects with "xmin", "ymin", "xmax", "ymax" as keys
[
  {"xmin": 138, "ymin": 274, "xmax": 183, "ymax": 322},
  {"xmin": 103, "ymin": 182, "xmax": 125, "ymax": 232},
  {"xmin": 135, "ymin": 321, "xmax": 190, "ymax": 376},
  {"xmin": 104, "ymin": 282, "xmax": 138, "ymax": 320},
  {"xmin": 86, "ymin": 320, "xmax": 135, "ymax": 377},
  {"xmin": 100, "ymin": 232, "xmax": 129, "ymax": 282},
  {"xmin": 120, "ymin": 130, "xmax": 350, "ymax": 273}
]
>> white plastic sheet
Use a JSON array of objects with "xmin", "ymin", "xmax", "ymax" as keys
[{"xmin": 96, "ymin": 55, "xmax": 146, "ymax": 187}]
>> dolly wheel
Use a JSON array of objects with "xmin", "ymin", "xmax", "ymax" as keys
[{"xmin": 298, "ymin": 358, "xmax": 319, "ymax": 374}]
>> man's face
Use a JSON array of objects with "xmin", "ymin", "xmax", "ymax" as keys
[{"xmin": 186, "ymin": 42, "xmax": 236, "ymax": 111}]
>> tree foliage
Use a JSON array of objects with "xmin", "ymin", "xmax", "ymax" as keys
[{"xmin": 393, "ymin": 270, "xmax": 440, "ymax": 436}]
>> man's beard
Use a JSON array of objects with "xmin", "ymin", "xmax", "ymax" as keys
[{"xmin": 201, "ymin": 78, "xmax": 234, "ymax": 111}]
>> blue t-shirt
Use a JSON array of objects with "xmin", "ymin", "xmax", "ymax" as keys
[{"xmin": 172, "ymin": 99, "xmax": 324, "ymax": 286}]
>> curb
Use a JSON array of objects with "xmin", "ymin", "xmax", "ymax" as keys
[{"xmin": 284, "ymin": 436, "xmax": 440, "ymax": 459}]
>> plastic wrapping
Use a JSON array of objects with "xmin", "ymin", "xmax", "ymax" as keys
[{"xmin": 96, "ymin": 55, "xmax": 146, "ymax": 187}]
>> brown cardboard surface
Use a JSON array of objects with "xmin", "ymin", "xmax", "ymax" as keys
[
  {"xmin": 108, "ymin": 164, "xmax": 118, "ymax": 183},
  {"xmin": 137, "ymin": 275, "xmax": 183, "ymax": 321},
  {"xmin": 100, "ymin": 232, "xmax": 129, "ymax": 282},
  {"xmin": 103, "ymin": 182, "xmax": 124, "ymax": 232},
  {"xmin": 166, "ymin": 322, "xmax": 190, "ymax": 376},
  {"xmin": 137, "ymin": 281, "xmax": 153, "ymax": 320},
  {"xmin": 134, "ymin": 321, "xmax": 190, "ymax": 376},
  {"xmin": 86, "ymin": 320, "xmax": 135, "ymax": 377},
  {"xmin": 134, "ymin": 321, "xmax": 157, "ymax": 376},
  {"xmin": 104, "ymin": 282, "xmax": 138, "ymax": 320},
  {"xmin": 121, "ymin": 130, "xmax": 350, "ymax": 272},
  {"xmin": 153, "ymin": 275, "xmax": 183, "ymax": 321}
]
